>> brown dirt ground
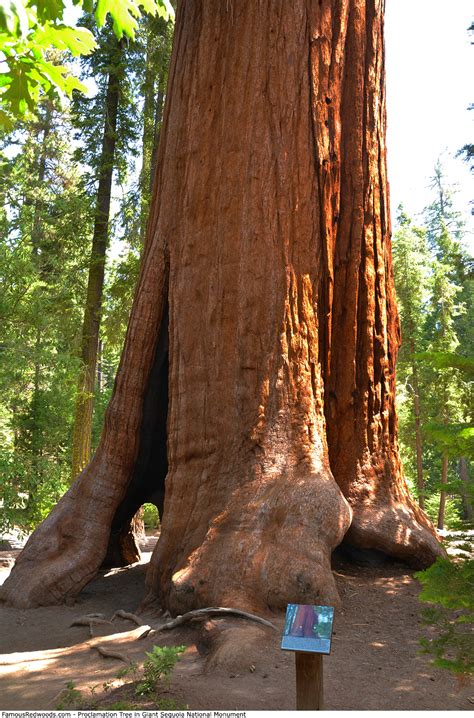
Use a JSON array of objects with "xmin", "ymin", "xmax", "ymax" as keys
[{"xmin": 0, "ymin": 539, "xmax": 472, "ymax": 711}]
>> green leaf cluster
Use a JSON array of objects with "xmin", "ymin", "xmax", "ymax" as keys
[
  {"xmin": 0, "ymin": 0, "xmax": 174, "ymax": 118},
  {"xmin": 136, "ymin": 645, "xmax": 186, "ymax": 698}
]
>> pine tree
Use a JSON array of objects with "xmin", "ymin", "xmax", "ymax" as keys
[
  {"xmin": 393, "ymin": 207, "xmax": 430, "ymax": 508},
  {"xmin": 422, "ymin": 162, "xmax": 471, "ymax": 530}
]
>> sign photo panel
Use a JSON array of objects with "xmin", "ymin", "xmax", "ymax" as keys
[{"xmin": 281, "ymin": 604, "xmax": 335, "ymax": 654}]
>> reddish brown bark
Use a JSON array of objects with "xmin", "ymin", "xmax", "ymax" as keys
[
  {"xmin": 310, "ymin": 0, "xmax": 440, "ymax": 566},
  {"xmin": 0, "ymin": 0, "xmax": 443, "ymax": 611}
]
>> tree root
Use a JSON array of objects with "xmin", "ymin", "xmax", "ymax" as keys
[
  {"xmin": 111, "ymin": 609, "xmax": 144, "ymax": 626},
  {"xmin": 137, "ymin": 607, "xmax": 277, "ymax": 639},
  {"xmin": 91, "ymin": 645, "xmax": 129, "ymax": 662},
  {"xmin": 71, "ymin": 616, "xmax": 112, "ymax": 627},
  {"xmin": 71, "ymin": 616, "xmax": 113, "ymax": 637}
]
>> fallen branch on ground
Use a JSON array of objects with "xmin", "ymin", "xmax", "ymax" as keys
[
  {"xmin": 138, "ymin": 607, "xmax": 277, "ymax": 639},
  {"xmin": 91, "ymin": 645, "xmax": 129, "ymax": 662},
  {"xmin": 71, "ymin": 616, "xmax": 112, "ymax": 627},
  {"xmin": 71, "ymin": 616, "xmax": 113, "ymax": 637},
  {"xmin": 111, "ymin": 610, "xmax": 144, "ymax": 626}
]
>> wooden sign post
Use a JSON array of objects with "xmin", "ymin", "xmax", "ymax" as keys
[
  {"xmin": 295, "ymin": 651, "xmax": 324, "ymax": 710},
  {"xmin": 281, "ymin": 604, "xmax": 335, "ymax": 711}
]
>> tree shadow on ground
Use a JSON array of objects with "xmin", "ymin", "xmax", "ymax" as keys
[{"xmin": 0, "ymin": 543, "xmax": 472, "ymax": 711}]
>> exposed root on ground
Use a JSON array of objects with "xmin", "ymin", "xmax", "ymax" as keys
[
  {"xmin": 111, "ymin": 610, "xmax": 144, "ymax": 626},
  {"xmin": 137, "ymin": 607, "xmax": 278, "ymax": 639},
  {"xmin": 91, "ymin": 645, "xmax": 129, "ymax": 662},
  {"xmin": 70, "ymin": 616, "xmax": 112, "ymax": 627}
]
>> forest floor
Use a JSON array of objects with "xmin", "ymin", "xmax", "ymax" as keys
[{"xmin": 0, "ymin": 535, "xmax": 472, "ymax": 712}]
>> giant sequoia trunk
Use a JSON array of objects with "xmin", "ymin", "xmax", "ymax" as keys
[{"xmin": 1, "ymin": 0, "xmax": 443, "ymax": 611}]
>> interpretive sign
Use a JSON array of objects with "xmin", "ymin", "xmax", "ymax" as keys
[{"xmin": 281, "ymin": 604, "xmax": 334, "ymax": 654}]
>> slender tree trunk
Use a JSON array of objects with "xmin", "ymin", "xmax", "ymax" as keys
[
  {"xmin": 30, "ymin": 328, "xmax": 42, "ymax": 461},
  {"xmin": 30, "ymin": 113, "xmax": 51, "ymax": 262},
  {"xmin": 411, "ymin": 352, "xmax": 425, "ymax": 509},
  {"xmin": 27, "ymin": 106, "xmax": 52, "ymax": 509},
  {"xmin": 139, "ymin": 25, "xmax": 156, "ymax": 245},
  {"xmin": 1, "ymin": 0, "xmax": 443, "ymax": 611},
  {"xmin": 96, "ymin": 338, "xmax": 103, "ymax": 393},
  {"xmin": 139, "ymin": 21, "xmax": 167, "ymax": 245},
  {"xmin": 26, "ymin": 327, "xmax": 43, "ymax": 518},
  {"xmin": 149, "ymin": 86, "xmax": 165, "ymax": 194},
  {"xmin": 437, "ymin": 454, "xmax": 448, "ymax": 530},
  {"xmin": 70, "ymin": 55, "xmax": 121, "ymax": 482}
]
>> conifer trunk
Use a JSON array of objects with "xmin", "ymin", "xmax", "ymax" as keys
[
  {"xmin": 459, "ymin": 458, "xmax": 473, "ymax": 522},
  {"xmin": 28, "ymin": 106, "xmax": 53, "ymax": 509},
  {"xmin": 437, "ymin": 454, "xmax": 448, "ymax": 530},
  {"xmin": 70, "ymin": 51, "xmax": 121, "ymax": 481},
  {"xmin": 412, "ymin": 361, "xmax": 425, "ymax": 509},
  {"xmin": 139, "ymin": 24, "xmax": 158, "ymax": 245},
  {"xmin": 1, "ymin": 0, "xmax": 443, "ymax": 611},
  {"xmin": 139, "ymin": 20, "xmax": 167, "ymax": 245}
]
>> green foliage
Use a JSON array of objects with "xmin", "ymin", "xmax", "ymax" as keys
[
  {"xmin": 0, "ymin": 5, "xmax": 95, "ymax": 117},
  {"xmin": 56, "ymin": 680, "xmax": 84, "ymax": 710},
  {"xmin": 395, "ymin": 167, "xmax": 474, "ymax": 679},
  {"xmin": 95, "ymin": 0, "xmax": 173, "ymax": 39},
  {"xmin": 70, "ymin": 16, "xmax": 142, "ymax": 188},
  {"xmin": 54, "ymin": 647, "xmax": 186, "ymax": 711},
  {"xmin": 135, "ymin": 645, "xmax": 185, "ymax": 698},
  {"xmin": 0, "ymin": 100, "xmax": 93, "ymax": 530},
  {"xmin": 116, "ymin": 661, "xmax": 139, "ymax": 680},
  {"xmin": 416, "ymin": 558, "xmax": 474, "ymax": 676},
  {"xmin": 142, "ymin": 502, "xmax": 160, "ymax": 530},
  {"xmin": 415, "ymin": 351, "xmax": 474, "ymax": 378},
  {"xmin": 0, "ymin": 5, "xmax": 174, "ymax": 534},
  {"xmin": 423, "ymin": 493, "xmax": 464, "ymax": 531},
  {"xmin": 0, "ymin": 450, "xmax": 69, "ymax": 532},
  {"xmin": 0, "ymin": 0, "xmax": 174, "ymax": 119},
  {"xmin": 393, "ymin": 164, "xmax": 473, "ymax": 530},
  {"xmin": 424, "ymin": 423, "xmax": 474, "ymax": 461}
]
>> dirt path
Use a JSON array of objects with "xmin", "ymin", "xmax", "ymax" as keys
[{"xmin": 0, "ymin": 544, "xmax": 471, "ymax": 711}]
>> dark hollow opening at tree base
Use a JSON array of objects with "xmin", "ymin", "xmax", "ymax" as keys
[
  {"xmin": 103, "ymin": 303, "xmax": 169, "ymax": 567},
  {"xmin": 332, "ymin": 542, "xmax": 392, "ymax": 568}
]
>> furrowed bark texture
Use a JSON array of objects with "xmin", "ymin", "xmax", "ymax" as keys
[
  {"xmin": 1, "ymin": 0, "xmax": 442, "ymax": 610},
  {"xmin": 146, "ymin": 0, "xmax": 354, "ymax": 613},
  {"xmin": 309, "ymin": 0, "xmax": 442, "ymax": 566}
]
